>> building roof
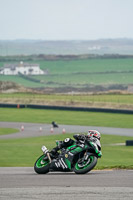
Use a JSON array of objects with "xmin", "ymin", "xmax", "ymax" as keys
[{"xmin": 3, "ymin": 62, "xmax": 39, "ymax": 69}]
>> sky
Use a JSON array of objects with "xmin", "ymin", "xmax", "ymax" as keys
[{"xmin": 0, "ymin": 0, "xmax": 133, "ymax": 40}]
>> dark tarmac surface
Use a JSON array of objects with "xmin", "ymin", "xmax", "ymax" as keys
[{"xmin": 0, "ymin": 168, "xmax": 133, "ymax": 200}]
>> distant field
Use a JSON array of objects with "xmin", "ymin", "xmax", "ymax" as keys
[
  {"xmin": 0, "ymin": 92, "xmax": 133, "ymax": 104},
  {"xmin": 0, "ymin": 93, "xmax": 133, "ymax": 104},
  {"xmin": 0, "ymin": 93, "xmax": 133, "ymax": 110},
  {"xmin": 0, "ymin": 58, "xmax": 133, "ymax": 88}
]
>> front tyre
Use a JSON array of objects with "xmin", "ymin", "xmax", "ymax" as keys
[
  {"xmin": 74, "ymin": 155, "xmax": 97, "ymax": 174},
  {"xmin": 34, "ymin": 154, "xmax": 50, "ymax": 174}
]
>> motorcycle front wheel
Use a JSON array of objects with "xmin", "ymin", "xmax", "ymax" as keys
[
  {"xmin": 34, "ymin": 154, "xmax": 50, "ymax": 174},
  {"xmin": 74, "ymin": 155, "xmax": 97, "ymax": 174}
]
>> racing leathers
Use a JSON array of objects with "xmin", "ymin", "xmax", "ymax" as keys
[{"xmin": 50, "ymin": 134, "xmax": 102, "ymax": 157}]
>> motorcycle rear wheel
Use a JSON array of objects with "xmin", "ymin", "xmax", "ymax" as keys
[
  {"xmin": 74, "ymin": 155, "xmax": 97, "ymax": 174},
  {"xmin": 34, "ymin": 154, "xmax": 50, "ymax": 174}
]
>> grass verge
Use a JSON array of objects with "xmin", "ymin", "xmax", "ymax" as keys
[
  {"xmin": 0, "ymin": 133, "xmax": 133, "ymax": 169},
  {"xmin": 0, "ymin": 128, "xmax": 19, "ymax": 135},
  {"xmin": 0, "ymin": 108, "xmax": 133, "ymax": 128},
  {"xmin": 0, "ymin": 93, "xmax": 133, "ymax": 110}
]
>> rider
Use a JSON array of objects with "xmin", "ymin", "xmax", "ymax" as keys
[
  {"xmin": 87, "ymin": 130, "xmax": 101, "ymax": 151},
  {"xmin": 50, "ymin": 130, "xmax": 101, "ymax": 157}
]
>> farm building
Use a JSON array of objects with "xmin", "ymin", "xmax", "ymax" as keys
[{"xmin": 0, "ymin": 62, "xmax": 46, "ymax": 75}]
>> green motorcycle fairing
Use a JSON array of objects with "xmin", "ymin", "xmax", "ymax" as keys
[{"xmin": 64, "ymin": 144, "xmax": 89, "ymax": 170}]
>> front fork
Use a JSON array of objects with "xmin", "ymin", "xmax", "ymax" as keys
[
  {"xmin": 80, "ymin": 151, "xmax": 89, "ymax": 162},
  {"xmin": 41, "ymin": 145, "xmax": 52, "ymax": 163}
]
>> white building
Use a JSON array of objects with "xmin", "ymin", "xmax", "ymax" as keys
[{"xmin": 0, "ymin": 62, "xmax": 46, "ymax": 75}]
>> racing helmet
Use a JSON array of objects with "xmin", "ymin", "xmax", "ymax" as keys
[{"xmin": 87, "ymin": 130, "xmax": 101, "ymax": 140}]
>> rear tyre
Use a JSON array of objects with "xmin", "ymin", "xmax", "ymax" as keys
[
  {"xmin": 74, "ymin": 155, "xmax": 97, "ymax": 174},
  {"xmin": 34, "ymin": 154, "xmax": 50, "ymax": 174}
]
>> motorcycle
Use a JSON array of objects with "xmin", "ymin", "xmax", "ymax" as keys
[{"xmin": 34, "ymin": 136, "xmax": 102, "ymax": 174}]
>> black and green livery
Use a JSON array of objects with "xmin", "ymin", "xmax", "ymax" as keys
[{"xmin": 34, "ymin": 140, "xmax": 102, "ymax": 174}]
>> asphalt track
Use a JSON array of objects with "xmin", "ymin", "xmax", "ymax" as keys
[
  {"xmin": 0, "ymin": 122, "xmax": 133, "ymax": 139},
  {"xmin": 0, "ymin": 168, "xmax": 133, "ymax": 200},
  {"xmin": 0, "ymin": 122, "xmax": 133, "ymax": 199}
]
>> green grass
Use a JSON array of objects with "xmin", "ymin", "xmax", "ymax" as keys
[
  {"xmin": 2, "ymin": 58, "xmax": 131, "ymax": 73},
  {"xmin": 0, "ymin": 93, "xmax": 133, "ymax": 105},
  {"xmin": 0, "ymin": 75, "xmax": 44, "ymax": 88},
  {"xmin": 0, "ymin": 58, "xmax": 133, "ymax": 88},
  {"xmin": 0, "ymin": 73, "xmax": 133, "ymax": 88},
  {"xmin": 0, "ymin": 133, "xmax": 133, "ymax": 168},
  {"xmin": 0, "ymin": 107, "xmax": 133, "ymax": 168},
  {"xmin": 34, "ymin": 73, "xmax": 133, "ymax": 86},
  {"xmin": 0, "ymin": 107, "xmax": 133, "ymax": 128},
  {"xmin": 0, "ymin": 128, "xmax": 19, "ymax": 135},
  {"xmin": 37, "ymin": 58, "xmax": 133, "ymax": 73}
]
